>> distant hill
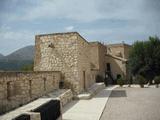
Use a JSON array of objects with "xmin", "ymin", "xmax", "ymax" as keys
[
  {"xmin": 0, "ymin": 53, "xmax": 4, "ymax": 60},
  {"xmin": 5, "ymin": 46, "xmax": 34, "ymax": 60},
  {"xmin": 0, "ymin": 45, "xmax": 35, "ymax": 71}
]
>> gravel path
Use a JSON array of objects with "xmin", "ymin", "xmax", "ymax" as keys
[{"xmin": 100, "ymin": 87, "xmax": 160, "ymax": 120}]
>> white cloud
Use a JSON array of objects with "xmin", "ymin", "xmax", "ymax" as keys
[
  {"xmin": 64, "ymin": 26, "xmax": 74, "ymax": 31},
  {"xmin": 0, "ymin": 26, "xmax": 37, "ymax": 55},
  {"xmin": 18, "ymin": 0, "xmax": 102, "ymax": 22},
  {"xmin": 1, "ymin": 0, "xmax": 160, "ymax": 25},
  {"xmin": 0, "ymin": 24, "xmax": 11, "ymax": 31},
  {"xmin": 0, "ymin": 0, "xmax": 160, "ymax": 55},
  {"xmin": 80, "ymin": 23, "xmax": 153, "ymax": 44},
  {"xmin": 3, "ymin": 0, "xmax": 145, "ymax": 23}
]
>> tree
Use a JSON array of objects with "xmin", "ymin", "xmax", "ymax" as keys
[
  {"xmin": 117, "ymin": 77, "xmax": 125, "ymax": 87},
  {"xmin": 128, "ymin": 36, "xmax": 160, "ymax": 83},
  {"xmin": 136, "ymin": 75, "xmax": 146, "ymax": 88},
  {"xmin": 21, "ymin": 63, "xmax": 34, "ymax": 71}
]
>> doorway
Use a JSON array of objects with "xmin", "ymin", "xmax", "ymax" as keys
[
  {"xmin": 83, "ymin": 71, "xmax": 86, "ymax": 90},
  {"xmin": 106, "ymin": 63, "xmax": 111, "ymax": 71}
]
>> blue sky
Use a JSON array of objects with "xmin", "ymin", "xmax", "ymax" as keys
[{"xmin": 0, "ymin": 0, "xmax": 160, "ymax": 55}]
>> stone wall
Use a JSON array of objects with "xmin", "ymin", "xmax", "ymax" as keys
[
  {"xmin": 106, "ymin": 43, "xmax": 131, "ymax": 80},
  {"xmin": 107, "ymin": 44, "xmax": 125, "ymax": 58},
  {"xmin": 90, "ymin": 42, "xmax": 106, "ymax": 78},
  {"xmin": 33, "ymin": 32, "xmax": 131, "ymax": 94},
  {"xmin": 105, "ymin": 55, "xmax": 126, "ymax": 79},
  {"xmin": 59, "ymin": 89, "xmax": 73, "ymax": 106},
  {"xmin": 34, "ymin": 32, "xmax": 100, "ymax": 94},
  {"xmin": 98, "ymin": 43, "xmax": 106, "ymax": 76},
  {"xmin": 90, "ymin": 42, "xmax": 100, "ymax": 70},
  {"xmin": 34, "ymin": 32, "xmax": 82, "ymax": 94},
  {"xmin": 0, "ymin": 71, "xmax": 60, "ymax": 114},
  {"xmin": 77, "ymin": 35, "xmax": 92, "ymax": 92},
  {"xmin": 107, "ymin": 43, "xmax": 131, "ymax": 59}
]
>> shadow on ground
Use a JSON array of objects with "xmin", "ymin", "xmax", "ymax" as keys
[
  {"xmin": 94, "ymin": 89, "xmax": 127, "ymax": 98},
  {"xmin": 110, "ymin": 90, "xmax": 127, "ymax": 97}
]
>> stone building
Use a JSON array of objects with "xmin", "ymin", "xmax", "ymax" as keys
[
  {"xmin": 34, "ymin": 32, "xmax": 93, "ymax": 94},
  {"xmin": 0, "ymin": 32, "xmax": 131, "ymax": 116},
  {"xmin": 105, "ymin": 43, "xmax": 131, "ymax": 84},
  {"xmin": 34, "ymin": 32, "xmax": 131, "ymax": 94}
]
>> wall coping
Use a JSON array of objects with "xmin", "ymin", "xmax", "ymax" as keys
[
  {"xmin": 106, "ymin": 54, "xmax": 127, "ymax": 62},
  {"xmin": 35, "ymin": 31, "xmax": 91, "ymax": 45},
  {"xmin": 106, "ymin": 43, "xmax": 132, "ymax": 47},
  {"xmin": 0, "ymin": 71, "xmax": 61, "ymax": 73},
  {"xmin": 36, "ymin": 31, "xmax": 78, "ymax": 37}
]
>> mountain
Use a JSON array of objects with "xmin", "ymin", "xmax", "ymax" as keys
[
  {"xmin": 0, "ymin": 45, "xmax": 34, "ymax": 71},
  {"xmin": 0, "ymin": 53, "xmax": 4, "ymax": 60},
  {"xmin": 5, "ymin": 45, "xmax": 34, "ymax": 60}
]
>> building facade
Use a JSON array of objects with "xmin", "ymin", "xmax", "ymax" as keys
[
  {"xmin": 105, "ymin": 43, "xmax": 131, "ymax": 84},
  {"xmin": 34, "ymin": 32, "xmax": 131, "ymax": 94}
]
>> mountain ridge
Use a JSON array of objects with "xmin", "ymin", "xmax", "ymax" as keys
[
  {"xmin": 0, "ymin": 45, "xmax": 35, "ymax": 71},
  {"xmin": 1, "ymin": 45, "xmax": 34, "ymax": 61},
  {"xmin": 0, "ymin": 53, "xmax": 4, "ymax": 59}
]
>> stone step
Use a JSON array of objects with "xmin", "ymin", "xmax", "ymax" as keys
[{"xmin": 76, "ymin": 83, "xmax": 106, "ymax": 100}]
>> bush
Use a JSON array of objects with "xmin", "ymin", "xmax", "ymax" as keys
[
  {"xmin": 21, "ymin": 63, "xmax": 33, "ymax": 71},
  {"xmin": 96, "ymin": 75, "xmax": 104, "ymax": 83},
  {"xmin": 154, "ymin": 76, "xmax": 160, "ymax": 88},
  {"xmin": 136, "ymin": 75, "xmax": 146, "ymax": 88},
  {"xmin": 128, "ymin": 36, "xmax": 160, "ymax": 82},
  {"xmin": 154, "ymin": 76, "xmax": 160, "ymax": 84},
  {"xmin": 117, "ymin": 77, "xmax": 125, "ymax": 87}
]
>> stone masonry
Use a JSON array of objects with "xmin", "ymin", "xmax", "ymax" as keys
[
  {"xmin": 0, "ymin": 31, "xmax": 131, "ymax": 117},
  {"xmin": 34, "ymin": 32, "xmax": 131, "ymax": 94},
  {"xmin": 0, "ymin": 71, "xmax": 60, "ymax": 114},
  {"xmin": 34, "ymin": 32, "xmax": 93, "ymax": 94}
]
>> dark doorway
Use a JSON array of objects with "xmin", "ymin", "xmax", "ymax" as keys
[
  {"xmin": 83, "ymin": 71, "xmax": 86, "ymax": 90},
  {"xmin": 29, "ymin": 80, "xmax": 32, "ymax": 98},
  {"xmin": 117, "ymin": 74, "xmax": 122, "ymax": 79},
  {"xmin": 106, "ymin": 63, "xmax": 111, "ymax": 71},
  {"xmin": 43, "ymin": 77, "xmax": 46, "ymax": 91}
]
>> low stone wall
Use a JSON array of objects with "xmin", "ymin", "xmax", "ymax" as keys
[
  {"xmin": 0, "ymin": 71, "xmax": 61, "ymax": 114},
  {"xmin": 59, "ymin": 89, "xmax": 73, "ymax": 106},
  {"xmin": 43, "ymin": 89, "xmax": 73, "ymax": 107}
]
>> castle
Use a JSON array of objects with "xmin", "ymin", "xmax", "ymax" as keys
[
  {"xmin": 0, "ymin": 32, "xmax": 131, "ymax": 115},
  {"xmin": 34, "ymin": 32, "xmax": 131, "ymax": 94}
]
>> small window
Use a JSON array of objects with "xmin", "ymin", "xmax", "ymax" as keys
[
  {"xmin": 7, "ymin": 82, "xmax": 14, "ymax": 100},
  {"xmin": 29, "ymin": 80, "xmax": 32, "ymax": 98},
  {"xmin": 43, "ymin": 78, "xmax": 46, "ymax": 91}
]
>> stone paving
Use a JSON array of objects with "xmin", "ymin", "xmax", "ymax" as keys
[
  {"xmin": 100, "ymin": 87, "xmax": 160, "ymax": 120},
  {"xmin": 76, "ymin": 83, "xmax": 105, "ymax": 100},
  {"xmin": 62, "ymin": 85, "xmax": 117, "ymax": 120}
]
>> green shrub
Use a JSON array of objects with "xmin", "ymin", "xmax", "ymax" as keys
[
  {"xmin": 136, "ymin": 75, "xmax": 146, "ymax": 88},
  {"xmin": 117, "ymin": 77, "xmax": 125, "ymax": 87},
  {"xmin": 21, "ymin": 63, "xmax": 33, "ymax": 71},
  {"xmin": 154, "ymin": 76, "xmax": 160, "ymax": 88},
  {"xmin": 154, "ymin": 76, "xmax": 160, "ymax": 84},
  {"xmin": 96, "ymin": 75, "xmax": 104, "ymax": 83}
]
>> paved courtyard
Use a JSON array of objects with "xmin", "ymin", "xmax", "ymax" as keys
[
  {"xmin": 100, "ymin": 87, "xmax": 160, "ymax": 120},
  {"xmin": 62, "ymin": 86, "xmax": 117, "ymax": 120}
]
